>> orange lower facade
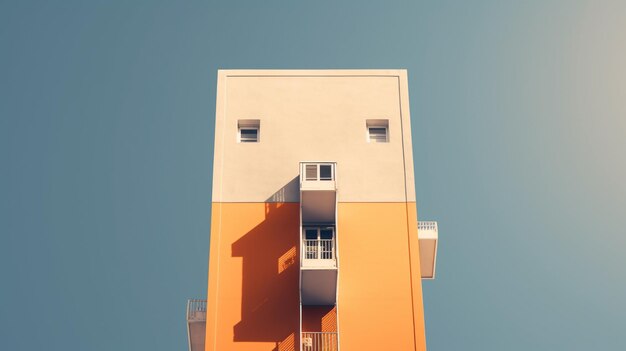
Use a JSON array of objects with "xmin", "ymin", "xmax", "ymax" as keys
[{"xmin": 205, "ymin": 202, "xmax": 426, "ymax": 351}]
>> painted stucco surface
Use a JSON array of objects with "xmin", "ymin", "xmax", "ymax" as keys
[
  {"xmin": 206, "ymin": 203, "xmax": 301, "ymax": 351},
  {"xmin": 337, "ymin": 202, "xmax": 425, "ymax": 351},
  {"xmin": 212, "ymin": 70, "xmax": 415, "ymax": 203},
  {"xmin": 206, "ymin": 202, "xmax": 425, "ymax": 351}
]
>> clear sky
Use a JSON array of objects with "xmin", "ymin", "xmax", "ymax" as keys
[{"xmin": 2, "ymin": 1, "xmax": 625, "ymax": 350}]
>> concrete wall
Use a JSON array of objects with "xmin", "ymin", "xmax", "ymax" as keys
[
  {"xmin": 207, "ymin": 70, "xmax": 426, "ymax": 351},
  {"xmin": 212, "ymin": 70, "xmax": 415, "ymax": 203},
  {"xmin": 205, "ymin": 203, "xmax": 301, "ymax": 351},
  {"xmin": 336, "ymin": 202, "xmax": 425, "ymax": 350}
]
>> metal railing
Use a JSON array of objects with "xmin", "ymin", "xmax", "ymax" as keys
[
  {"xmin": 302, "ymin": 332, "xmax": 338, "ymax": 351},
  {"xmin": 304, "ymin": 239, "xmax": 335, "ymax": 260},
  {"xmin": 418, "ymin": 221, "xmax": 438, "ymax": 231},
  {"xmin": 186, "ymin": 299, "xmax": 206, "ymax": 321}
]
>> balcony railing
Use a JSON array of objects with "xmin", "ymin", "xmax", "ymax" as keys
[
  {"xmin": 418, "ymin": 221, "xmax": 438, "ymax": 232},
  {"xmin": 186, "ymin": 299, "xmax": 206, "ymax": 322},
  {"xmin": 302, "ymin": 332, "xmax": 338, "ymax": 351},
  {"xmin": 304, "ymin": 239, "xmax": 335, "ymax": 260}
]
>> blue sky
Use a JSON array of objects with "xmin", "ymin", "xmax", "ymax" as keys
[{"xmin": 2, "ymin": 1, "xmax": 625, "ymax": 350}]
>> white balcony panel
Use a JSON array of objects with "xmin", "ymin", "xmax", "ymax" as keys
[
  {"xmin": 418, "ymin": 221, "xmax": 438, "ymax": 279},
  {"xmin": 301, "ymin": 269, "xmax": 338, "ymax": 305},
  {"xmin": 301, "ymin": 191, "xmax": 336, "ymax": 223}
]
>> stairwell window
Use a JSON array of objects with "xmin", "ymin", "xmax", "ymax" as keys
[
  {"xmin": 238, "ymin": 119, "xmax": 260, "ymax": 143},
  {"xmin": 319, "ymin": 165, "xmax": 332, "ymax": 181},
  {"xmin": 304, "ymin": 163, "xmax": 334, "ymax": 181},
  {"xmin": 366, "ymin": 119, "xmax": 389, "ymax": 143}
]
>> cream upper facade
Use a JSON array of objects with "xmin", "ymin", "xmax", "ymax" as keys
[{"xmin": 212, "ymin": 69, "xmax": 416, "ymax": 203}]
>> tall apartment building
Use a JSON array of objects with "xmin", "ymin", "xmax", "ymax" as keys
[{"xmin": 187, "ymin": 70, "xmax": 439, "ymax": 351}]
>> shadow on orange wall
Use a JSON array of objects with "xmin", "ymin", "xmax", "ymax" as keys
[
  {"xmin": 231, "ymin": 201, "xmax": 300, "ymax": 351},
  {"xmin": 302, "ymin": 306, "xmax": 337, "ymax": 332}
]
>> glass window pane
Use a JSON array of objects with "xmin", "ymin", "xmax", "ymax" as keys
[
  {"xmin": 319, "ymin": 165, "xmax": 332, "ymax": 180},
  {"xmin": 305, "ymin": 229, "xmax": 318, "ymax": 240},
  {"xmin": 240, "ymin": 128, "xmax": 258, "ymax": 142},
  {"xmin": 320, "ymin": 229, "xmax": 333, "ymax": 240}
]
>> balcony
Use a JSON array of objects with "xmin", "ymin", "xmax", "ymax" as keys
[
  {"xmin": 186, "ymin": 299, "xmax": 206, "ymax": 351},
  {"xmin": 302, "ymin": 332, "xmax": 338, "ymax": 351},
  {"xmin": 418, "ymin": 221, "xmax": 439, "ymax": 279},
  {"xmin": 304, "ymin": 239, "xmax": 335, "ymax": 263},
  {"xmin": 302, "ymin": 227, "xmax": 336, "ymax": 268}
]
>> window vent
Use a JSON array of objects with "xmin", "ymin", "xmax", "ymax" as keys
[
  {"xmin": 305, "ymin": 165, "xmax": 317, "ymax": 181},
  {"xmin": 366, "ymin": 119, "xmax": 389, "ymax": 143},
  {"xmin": 238, "ymin": 119, "xmax": 260, "ymax": 143}
]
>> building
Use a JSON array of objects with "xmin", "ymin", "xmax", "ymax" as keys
[{"xmin": 187, "ymin": 70, "xmax": 439, "ymax": 351}]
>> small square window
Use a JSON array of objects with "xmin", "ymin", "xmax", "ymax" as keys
[
  {"xmin": 368, "ymin": 127, "xmax": 387, "ymax": 143},
  {"xmin": 319, "ymin": 165, "xmax": 332, "ymax": 180},
  {"xmin": 239, "ymin": 128, "xmax": 258, "ymax": 142},
  {"xmin": 366, "ymin": 119, "xmax": 389, "ymax": 143},
  {"xmin": 238, "ymin": 119, "xmax": 260, "ymax": 143}
]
